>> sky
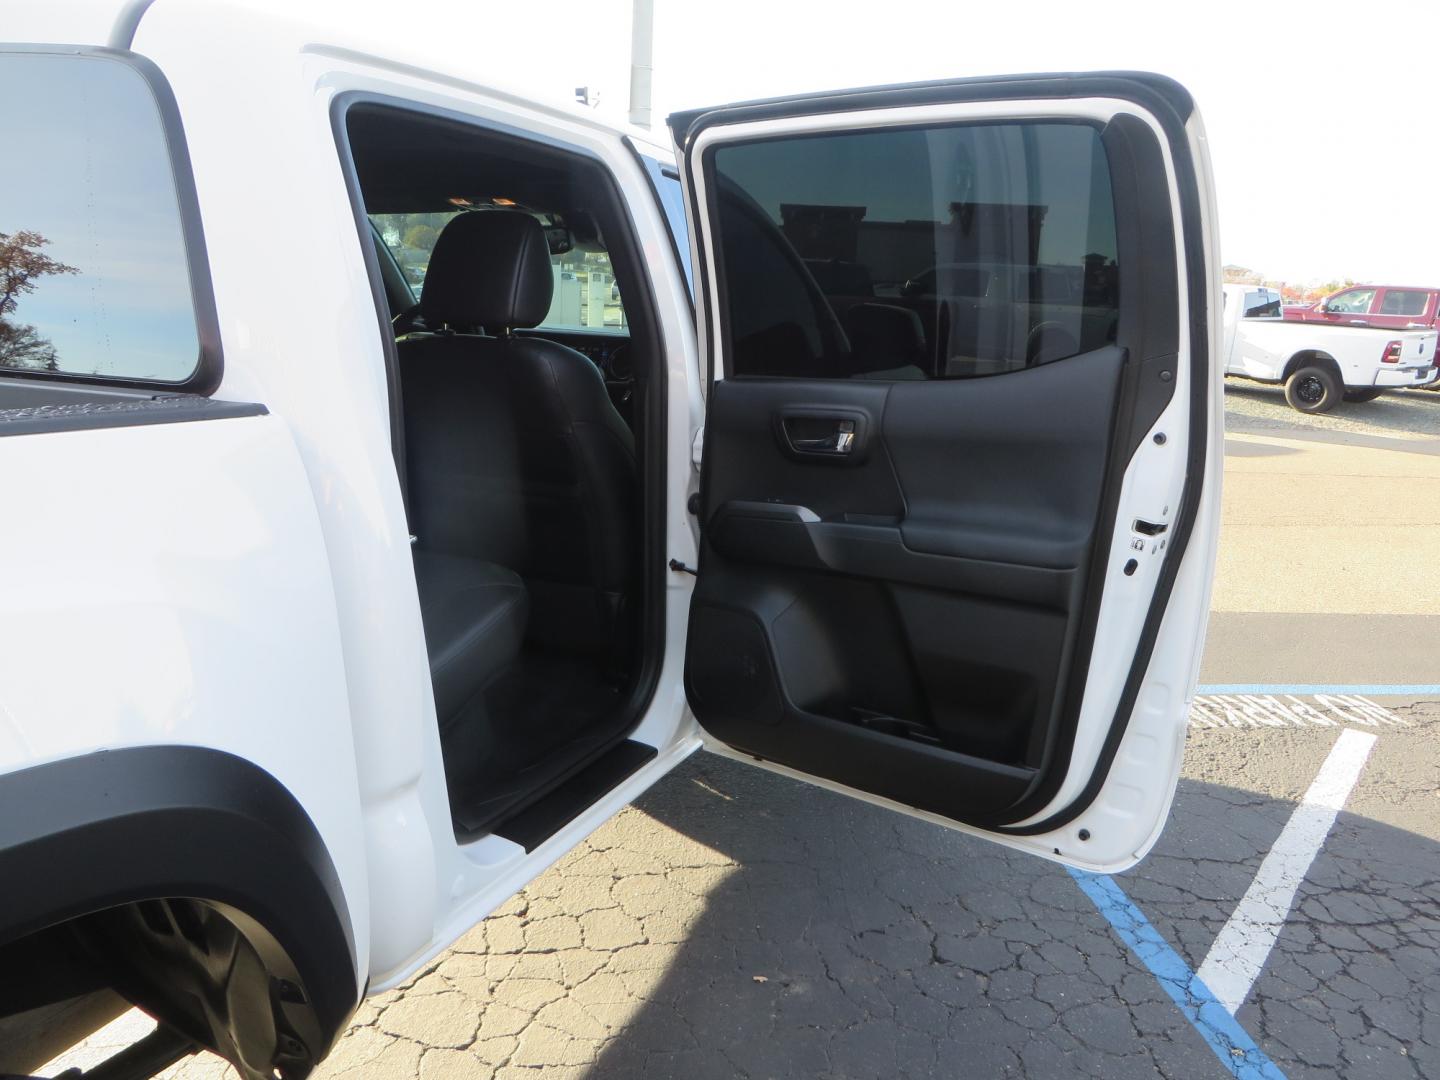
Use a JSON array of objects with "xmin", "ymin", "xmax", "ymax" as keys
[
  {"xmin": 649, "ymin": 0, "xmax": 1440, "ymax": 286},
  {"xmin": 323, "ymin": 0, "xmax": 1436, "ymax": 287}
]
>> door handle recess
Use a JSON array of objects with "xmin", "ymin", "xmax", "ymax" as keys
[
  {"xmin": 776, "ymin": 409, "xmax": 868, "ymax": 462},
  {"xmin": 789, "ymin": 423, "xmax": 856, "ymax": 454}
]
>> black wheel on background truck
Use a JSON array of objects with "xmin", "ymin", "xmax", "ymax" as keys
[
  {"xmin": 1342, "ymin": 387, "xmax": 1385, "ymax": 403},
  {"xmin": 1284, "ymin": 364, "xmax": 1343, "ymax": 413}
]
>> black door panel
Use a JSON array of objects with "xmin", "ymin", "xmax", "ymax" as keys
[
  {"xmin": 687, "ymin": 344, "xmax": 1123, "ymax": 824},
  {"xmin": 886, "ymin": 345, "xmax": 1124, "ymax": 567},
  {"xmin": 680, "ymin": 81, "xmax": 1205, "ymax": 835}
]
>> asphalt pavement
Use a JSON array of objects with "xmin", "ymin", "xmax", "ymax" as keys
[{"xmin": 52, "ymin": 386, "xmax": 1440, "ymax": 1079}]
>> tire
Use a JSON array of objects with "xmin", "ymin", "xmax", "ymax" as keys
[
  {"xmin": 1342, "ymin": 387, "xmax": 1385, "ymax": 403},
  {"xmin": 1284, "ymin": 364, "xmax": 1343, "ymax": 413}
]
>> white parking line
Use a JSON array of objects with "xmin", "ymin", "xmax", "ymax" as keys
[{"xmin": 1195, "ymin": 728, "xmax": 1378, "ymax": 1015}]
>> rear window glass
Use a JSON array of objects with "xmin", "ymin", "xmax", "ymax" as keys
[
  {"xmin": 1380, "ymin": 289, "xmax": 1429, "ymax": 317},
  {"xmin": 0, "ymin": 53, "xmax": 200, "ymax": 382},
  {"xmin": 707, "ymin": 121, "xmax": 1118, "ymax": 379},
  {"xmin": 1243, "ymin": 291, "xmax": 1282, "ymax": 318}
]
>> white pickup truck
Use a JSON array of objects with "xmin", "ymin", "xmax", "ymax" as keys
[
  {"xmin": 1223, "ymin": 283, "xmax": 1438, "ymax": 411},
  {"xmin": 0, "ymin": 3, "xmax": 1223, "ymax": 1077}
]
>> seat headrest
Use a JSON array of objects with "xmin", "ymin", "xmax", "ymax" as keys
[{"xmin": 420, "ymin": 210, "xmax": 554, "ymax": 331}]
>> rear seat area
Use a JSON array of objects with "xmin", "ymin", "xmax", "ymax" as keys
[{"xmin": 412, "ymin": 550, "xmax": 528, "ymax": 721}]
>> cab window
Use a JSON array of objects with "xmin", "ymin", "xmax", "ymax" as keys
[
  {"xmin": 1379, "ymin": 289, "xmax": 1430, "ymax": 317},
  {"xmin": 1326, "ymin": 288, "xmax": 1376, "ymax": 314},
  {"xmin": 706, "ymin": 121, "xmax": 1118, "ymax": 379},
  {"xmin": 370, "ymin": 209, "xmax": 629, "ymax": 334}
]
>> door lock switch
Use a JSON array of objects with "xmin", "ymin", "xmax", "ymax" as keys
[{"xmin": 1133, "ymin": 518, "xmax": 1168, "ymax": 537}]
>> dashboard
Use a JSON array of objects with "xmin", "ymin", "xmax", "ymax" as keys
[{"xmin": 516, "ymin": 328, "xmax": 636, "ymax": 429}]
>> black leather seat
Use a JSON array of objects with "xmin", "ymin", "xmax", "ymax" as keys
[
  {"xmin": 412, "ymin": 551, "xmax": 528, "ymax": 719},
  {"xmin": 399, "ymin": 210, "xmax": 636, "ymax": 659}
]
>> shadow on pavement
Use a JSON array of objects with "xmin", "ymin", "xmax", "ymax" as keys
[{"xmin": 580, "ymin": 752, "xmax": 1439, "ymax": 1080}]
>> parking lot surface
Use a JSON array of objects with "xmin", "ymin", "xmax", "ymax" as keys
[
  {"xmin": 54, "ymin": 390, "xmax": 1440, "ymax": 1078},
  {"xmin": 1224, "ymin": 382, "xmax": 1440, "ymax": 441}
]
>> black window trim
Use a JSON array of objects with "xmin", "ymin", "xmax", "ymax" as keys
[{"xmin": 0, "ymin": 45, "xmax": 224, "ymax": 396}]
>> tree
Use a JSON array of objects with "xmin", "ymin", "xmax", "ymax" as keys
[
  {"xmin": 402, "ymin": 223, "xmax": 440, "ymax": 251},
  {"xmin": 0, "ymin": 230, "xmax": 77, "ymax": 370},
  {"xmin": 0, "ymin": 321, "xmax": 60, "ymax": 370}
]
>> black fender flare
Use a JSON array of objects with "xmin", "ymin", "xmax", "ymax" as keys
[{"xmin": 0, "ymin": 745, "xmax": 359, "ymax": 1047}]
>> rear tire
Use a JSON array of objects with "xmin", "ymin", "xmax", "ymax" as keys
[
  {"xmin": 1342, "ymin": 387, "xmax": 1384, "ymax": 403},
  {"xmin": 1284, "ymin": 365, "xmax": 1342, "ymax": 413}
]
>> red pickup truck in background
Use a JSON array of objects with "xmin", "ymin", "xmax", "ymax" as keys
[{"xmin": 1286, "ymin": 284, "xmax": 1440, "ymax": 331}]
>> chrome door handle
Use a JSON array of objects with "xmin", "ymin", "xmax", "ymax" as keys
[
  {"xmin": 790, "ymin": 428, "xmax": 855, "ymax": 454},
  {"xmin": 776, "ymin": 408, "xmax": 869, "ymax": 463}
]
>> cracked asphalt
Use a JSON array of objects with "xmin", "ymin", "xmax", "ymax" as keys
[
  {"xmin": 55, "ymin": 402, "xmax": 1440, "ymax": 1078},
  {"xmin": 133, "ymin": 705, "xmax": 1427, "ymax": 1080}
]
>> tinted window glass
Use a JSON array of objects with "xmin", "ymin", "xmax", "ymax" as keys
[
  {"xmin": 709, "ymin": 122, "xmax": 1118, "ymax": 379},
  {"xmin": 370, "ymin": 210, "xmax": 629, "ymax": 334},
  {"xmin": 0, "ymin": 54, "xmax": 200, "ymax": 382},
  {"xmin": 1380, "ymin": 289, "xmax": 1429, "ymax": 317},
  {"xmin": 637, "ymin": 154, "xmax": 693, "ymax": 296}
]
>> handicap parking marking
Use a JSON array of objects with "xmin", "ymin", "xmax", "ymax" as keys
[
  {"xmin": 1073, "ymin": 721, "xmax": 1385, "ymax": 1077},
  {"xmin": 1196, "ymin": 683, "xmax": 1440, "ymax": 697},
  {"xmin": 1189, "ymin": 692, "xmax": 1410, "ymax": 730},
  {"xmin": 1194, "ymin": 728, "xmax": 1378, "ymax": 1015},
  {"xmin": 1068, "ymin": 868, "xmax": 1288, "ymax": 1079}
]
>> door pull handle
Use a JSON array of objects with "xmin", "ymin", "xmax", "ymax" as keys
[{"xmin": 790, "ymin": 428, "xmax": 855, "ymax": 454}]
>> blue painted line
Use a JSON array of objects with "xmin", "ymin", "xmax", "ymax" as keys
[
  {"xmin": 1068, "ymin": 868, "xmax": 1287, "ymax": 1079},
  {"xmin": 1196, "ymin": 684, "xmax": 1440, "ymax": 696}
]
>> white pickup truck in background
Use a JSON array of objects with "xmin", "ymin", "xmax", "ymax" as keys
[{"xmin": 1223, "ymin": 283, "xmax": 1439, "ymax": 411}]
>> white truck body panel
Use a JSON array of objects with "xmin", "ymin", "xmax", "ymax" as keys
[
  {"xmin": 1222, "ymin": 283, "xmax": 1438, "ymax": 389},
  {"xmin": 129, "ymin": 1, "xmax": 709, "ymax": 987}
]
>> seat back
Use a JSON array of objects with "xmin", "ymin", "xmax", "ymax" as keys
[{"xmin": 399, "ymin": 211, "xmax": 636, "ymax": 656}]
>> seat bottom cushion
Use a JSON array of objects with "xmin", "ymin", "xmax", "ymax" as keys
[{"xmin": 413, "ymin": 550, "xmax": 528, "ymax": 720}]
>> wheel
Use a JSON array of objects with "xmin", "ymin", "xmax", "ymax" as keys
[
  {"xmin": 1342, "ymin": 387, "xmax": 1384, "ymax": 403},
  {"xmin": 1284, "ymin": 364, "xmax": 1342, "ymax": 413}
]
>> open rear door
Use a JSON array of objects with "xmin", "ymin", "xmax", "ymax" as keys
[{"xmin": 675, "ymin": 73, "xmax": 1221, "ymax": 873}]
